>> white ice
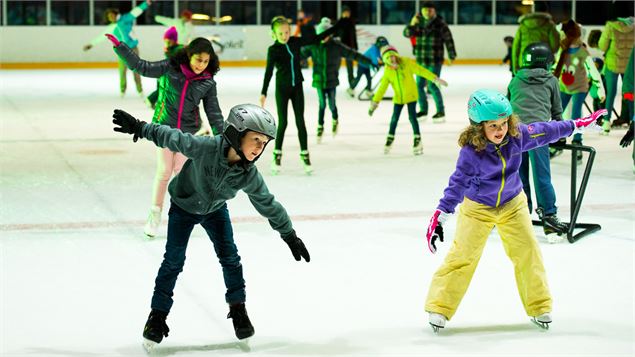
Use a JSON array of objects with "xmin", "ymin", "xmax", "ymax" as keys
[{"xmin": 1, "ymin": 65, "xmax": 633, "ymax": 356}]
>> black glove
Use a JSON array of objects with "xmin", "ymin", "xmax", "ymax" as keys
[
  {"xmin": 620, "ymin": 121, "xmax": 634, "ymax": 148},
  {"xmin": 112, "ymin": 109, "xmax": 146, "ymax": 142},
  {"xmin": 282, "ymin": 230, "xmax": 310, "ymax": 262}
]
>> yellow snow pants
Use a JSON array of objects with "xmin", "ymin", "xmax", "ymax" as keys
[{"xmin": 425, "ymin": 193, "xmax": 552, "ymax": 320}]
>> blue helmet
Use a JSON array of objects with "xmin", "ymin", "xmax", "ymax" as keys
[{"xmin": 467, "ymin": 89, "xmax": 513, "ymax": 124}]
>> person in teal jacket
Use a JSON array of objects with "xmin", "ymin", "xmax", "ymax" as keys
[
  {"xmin": 83, "ymin": 0, "xmax": 152, "ymax": 97},
  {"xmin": 368, "ymin": 46, "xmax": 447, "ymax": 155},
  {"xmin": 110, "ymin": 104, "xmax": 310, "ymax": 351}
]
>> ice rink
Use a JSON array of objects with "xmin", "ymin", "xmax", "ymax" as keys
[{"xmin": 1, "ymin": 65, "xmax": 633, "ymax": 356}]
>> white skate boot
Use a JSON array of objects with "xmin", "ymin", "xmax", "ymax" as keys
[
  {"xmin": 144, "ymin": 206, "xmax": 162, "ymax": 238},
  {"xmin": 531, "ymin": 312, "xmax": 552, "ymax": 330},
  {"xmin": 429, "ymin": 312, "xmax": 446, "ymax": 333}
]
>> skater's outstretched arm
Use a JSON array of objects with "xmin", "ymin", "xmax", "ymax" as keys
[
  {"xmin": 242, "ymin": 170, "xmax": 310, "ymax": 262},
  {"xmin": 83, "ymin": 23, "xmax": 116, "ymax": 51},
  {"xmin": 109, "ymin": 38, "xmax": 171, "ymax": 78},
  {"xmin": 518, "ymin": 109, "xmax": 607, "ymax": 152},
  {"xmin": 260, "ymin": 46, "xmax": 275, "ymax": 107},
  {"xmin": 112, "ymin": 109, "xmax": 213, "ymax": 159},
  {"xmin": 411, "ymin": 59, "xmax": 447, "ymax": 87}
]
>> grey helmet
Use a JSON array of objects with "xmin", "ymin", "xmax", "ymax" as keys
[{"xmin": 223, "ymin": 104, "xmax": 277, "ymax": 164}]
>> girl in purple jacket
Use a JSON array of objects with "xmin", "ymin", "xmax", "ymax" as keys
[
  {"xmin": 422, "ymin": 89, "xmax": 606, "ymax": 333},
  {"xmin": 107, "ymin": 35, "xmax": 224, "ymax": 238}
]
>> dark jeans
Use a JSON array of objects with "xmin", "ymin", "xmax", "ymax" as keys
[
  {"xmin": 560, "ymin": 91, "xmax": 587, "ymax": 142},
  {"xmin": 345, "ymin": 58, "xmax": 355, "ymax": 88},
  {"xmin": 351, "ymin": 66, "xmax": 372, "ymax": 91},
  {"xmin": 519, "ymin": 145, "xmax": 558, "ymax": 216},
  {"xmin": 317, "ymin": 87, "xmax": 338, "ymax": 125},
  {"xmin": 151, "ymin": 202, "xmax": 245, "ymax": 313},
  {"xmin": 389, "ymin": 101, "xmax": 419, "ymax": 136},
  {"xmin": 275, "ymin": 84, "xmax": 307, "ymax": 151},
  {"xmin": 604, "ymin": 69, "xmax": 624, "ymax": 121},
  {"xmin": 416, "ymin": 62, "xmax": 444, "ymax": 114}
]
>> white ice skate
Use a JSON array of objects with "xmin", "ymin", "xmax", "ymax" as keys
[
  {"xmin": 531, "ymin": 312, "xmax": 552, "ymax": 330},
  {"xmin": 300, "ymin": 151, "xmax": 313, "ymax": 175},
  {"xmin": 144, "ymin": 206, "xmax": 162, "ymax": 238},
  {"xmin": 429, "ymin": 312, "xmax": 447, "ymax": 333},
  {"xmin": 142, "ymin": 338, "xmax": 157, "ymax": 353}
]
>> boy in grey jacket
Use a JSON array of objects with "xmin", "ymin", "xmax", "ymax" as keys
[
  {"xmin": 508, "ymin": 42, "xmax": 568, "ymax": 242},
  {"xmin": 111, "ymin": 104, "xmax": 310, "ymax": 351}
]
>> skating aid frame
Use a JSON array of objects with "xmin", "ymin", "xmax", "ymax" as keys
[{"xmin": 532, "ymin": 143, "xmax": 601, "ymax": 243}]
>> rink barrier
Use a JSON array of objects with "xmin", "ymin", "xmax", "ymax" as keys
[
  {"xmin": 0, "ymin": 59, "xmax": 500, "ymax": 70},
  {"xmin": 531, "ymin": 143, "xmax": 601, "ymax": 243}
]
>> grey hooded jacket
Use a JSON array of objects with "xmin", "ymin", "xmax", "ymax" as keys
[
  {"xmin": 142, "ymin": 123, "xmax": 294, "ymax": 236},
  {"xmin": 508, "ymin": 68, "xmax": 563, "ymax": 124}
]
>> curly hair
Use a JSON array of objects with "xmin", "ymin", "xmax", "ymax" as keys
[
  {"xmin": 170, "ymin": 37, "xmax": 220, "ymax": 75},
  {"xmin": 458, "ymin": 114, "xmax": 521, "ymax": 151}
]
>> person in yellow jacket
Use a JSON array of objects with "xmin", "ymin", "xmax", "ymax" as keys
[{"xmin": 368, "ymin": 46, "xmax": 447, "ymax": 155}]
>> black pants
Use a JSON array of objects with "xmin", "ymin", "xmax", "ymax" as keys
[{"xmin": 275, "ymin": 84, "xmax": 307, "ymax": 151}]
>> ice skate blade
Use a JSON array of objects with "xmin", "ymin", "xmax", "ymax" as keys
[
  {"xmin": 430, "ymin": 323, "xmax": 443, "ymax": 334},
  {"xmin": 531, "ymin": 318, "xmax": 550, "ymax": 330},
  {"xmin": 142, "ymin": 338, "xmax": 157, "ymax": 353}
]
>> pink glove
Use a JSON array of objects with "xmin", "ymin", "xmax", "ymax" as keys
[
  {"xmin": 105, "ymin": 34, "xmax": 121, "ymax": 47},
  {"xmin": 426, "ymin": 209, "xmax": 449, "ymax": 254},
  {"xmin": 574, "ymin": 109, "xmax": 607, "ymax": 128}
]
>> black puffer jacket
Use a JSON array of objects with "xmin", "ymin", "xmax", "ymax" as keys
[
  {"xmin": 114, "ymin": 43, "xmax": 224, "ymax": 135},
  {"xmin": 304, "ymin": 40, "xmax": 371, "ymax": 89}
]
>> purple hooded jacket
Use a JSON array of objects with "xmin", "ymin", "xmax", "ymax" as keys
[{"xmin": 437, "ymin": 120, "xmax": 574, "ymax": 213}]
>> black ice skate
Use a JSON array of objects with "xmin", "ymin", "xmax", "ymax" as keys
[
  {"xmin": 332, "ymin": 119, "xmax": 339, "ymax": 137},
  {"xmin": 384, "ymin": 135, "xmax": 395, "ymax": 154},
  {"xmin": 537, "ymin": 208, "xmax": 568, "ymax": 243},
  {"xmin": 142, "ymin": 309, "xmax": 169, "ymax": 352},
  {"xmin": 531, "ymin": 312, "xmax": 552, "ymax": 330},
  {"xmin": 227, "ymin": 303, "xmax": 255, "ymax": 340},
  {"xmin": 413, "ymin": 135, "xmax": 423, "ymax": 156},
  {"xmin": 317, "ymin": 125, "xmax": 324, "ymax": 143},
  {"xmin": 271, "ymin": 149, "xmax": 282, "ymax": 175}
]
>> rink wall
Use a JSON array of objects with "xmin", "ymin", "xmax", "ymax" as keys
[{"xmin": 0, "ymin": 24, "xmax": 603, "ymax": 68}]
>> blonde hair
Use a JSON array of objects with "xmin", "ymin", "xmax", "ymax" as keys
[
  {"xmin": 271, "ymin": 15, "xmax": 290, "ymax": 30},
  {"xmin": 458, "ymin": 114, "xmax": 521, "ymax": 151}
]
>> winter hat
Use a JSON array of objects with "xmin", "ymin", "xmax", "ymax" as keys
[
  {"xmin": 380, "ymin": 45, "xmax": 398, "ymax": 63},
  {"xmin": 164, "ymin": 26, "xmax": 178, "ymax": 43},
  {"xmin": 180, "ymin": 10, "xmax": 193, "ymax": 20},
  {"xmin": 315, "ymin": 17, "xmax": 332, "ymax": 35},
  {"xmin": 375, "ymin": 36, "xmax": 389, "ymax": 48}
]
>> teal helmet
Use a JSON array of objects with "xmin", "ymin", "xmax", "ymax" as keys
[{"xmin": 467, "ymin": 89, "xmax": 513, "ymax": 124}]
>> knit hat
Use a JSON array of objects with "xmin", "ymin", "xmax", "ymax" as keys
[
  {"xmin": 315, "ymin": 17, "xmax": 332, "ymax": 35},
  {"xmin": 380, "ymin": 45, "xmax": 398, "ymax": 63},
  {"xmin": 163, "ymin": 26, "xmax": 178, "ymax": 43},
  {"xmin": 180, "ymin": 10, "xmax": 193, "ymax": 20}
]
